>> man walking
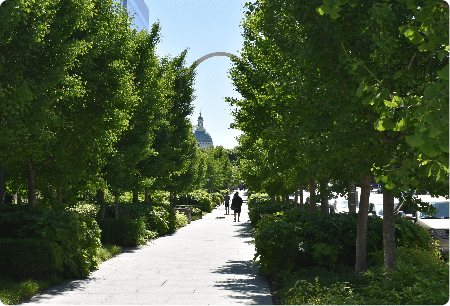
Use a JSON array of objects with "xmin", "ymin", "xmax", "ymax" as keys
[
  {"xmin": 231, "ymin": 192, "xmax": 243, "ymax": 222},
  {"xmin": 223, "ymin": 192, "xmax": 231, "ymax": 215}
]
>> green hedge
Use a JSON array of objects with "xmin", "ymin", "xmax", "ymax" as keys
[
  {"xmin": 0, "ymin": 238, "xmax": 64, "ymax": 280},
  {"xmin": 0, "ymin": 205, "xmax": 102, "ymax": 278},
  {"xmin": 253, "ymin": 209, "xmax": 438, "ymax": 276},
  {"xmin": 96, "ymin": 217, "xmax": 148, "ymax": 247}
]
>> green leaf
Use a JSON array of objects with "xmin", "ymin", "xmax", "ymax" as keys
[
  {"xmin": 394, "ymin": 118, "xmax": 407, "ymax": 131},
  {"xmin": 424, "ymin": 84, "xmax": 438, "ymax": 99},
  {"xmin": 406, "ymin": 0, "xmax": 416, "ymax": 9},
  {"xmin": 418, "ymin": 40, "xmax": 435, "ymax": 52},
  {"xmin": 376, "ymin": 118, "xmax": 396, "ymax": 131},
  {"xmin": 403, "ymin": 28, "xmax": 424, "ymax": 44},
  {"xmin": 330, "ymin": 7, "xmax": 341, "ymax": 19},
  {"xmin": 429, "ymin": 126, "xmax": 442, "ymax": 138},
  {"xmin": 437, "ymin": 64, "xmax": 449, "ymax": 80},
  {"xmin": 362, "ymin": 95, "xmax": 372, "ymax": 105},
  {"xmin": 393, "ymin": 71, "xmax": 402, "ymax": 79},
  {"xmin": 316, "ymin": 6, "xmax": 325, "ymax": 15},
  {"xmin": 419, "ymin": 142, "xmax": 442, "ymax": 157},
  {"xmin": 438, "ymin": 137, "xmax": 449, "ymax": 153},
  {"xmin": 401, "ymin": 184, "xmax": 410, "ymax": 192},
  {"xmin": 405, "ymin": 134, "xmax": 425, "ymax": 147},
  {"xmin": 415, "ymin": 6, "xmax": 434, "ymax": 23},
  {"xmin": 410, "ymin": 177, "xmax": 420, "ymax": 187}
]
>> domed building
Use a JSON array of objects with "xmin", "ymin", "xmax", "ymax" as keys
[{"xmin": 194, "ymin": 113, "xmax": 214, "ymax": 149}]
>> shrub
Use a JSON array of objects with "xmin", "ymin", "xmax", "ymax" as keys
[
  {"xmin": 97, "ymin": 217, "xmax": 148, "ymax": 247},
  {"xmin": 101, "ymin": 202, "xmax": 177, "ymax": 235},
  {"xmin": 210, "ymin": 192, "xmax": 223, "ymax": 206},
  {"xmin": 0, "ymin": 205, "xmax": 101, "ymax": 278},
  {"xmin": 188, "ymin": 190, "xmax": 214, "ymax": 213},
  {"xmin": 247, "ymin": 193, "xmax": 271, "ymax": 209},
  {"xmin": 0, "ymin": 238, "xmax": 64, "ymax": 280},
  {"xmin": 247, "ymin": 197, "xmax": 293, "ymax": 227},
  {"xmin": 175, "ymin": 211, "xmax": 188, "ymax": 229},
  {"xmin": 280, "ymin": 247, "xmax": 449, "ymax": 305},
  {"xmin": 253, "ymin": 209, "xmax": 437, "ymax": 275}
]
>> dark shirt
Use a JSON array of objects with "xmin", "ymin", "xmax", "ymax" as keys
[
  {"xmin": 231, "ymin": 195, "xmax": 243, "ymax": 208},
  {"xmin": 224, "ymin": 195, "xmax": 230, "ymax": 204}
]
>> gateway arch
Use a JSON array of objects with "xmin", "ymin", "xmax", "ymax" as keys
[{"xmin": 192, "ymin": 51, "xmax": 239, "ymax": 67}]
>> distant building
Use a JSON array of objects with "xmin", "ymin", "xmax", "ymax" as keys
[
  {"xmin": 194, "ymin": 113, "xmax": 214, "ymax": 149},
  {"xmin": 121, "ymin": 0, "xmax": 149, "ymax": 31}
]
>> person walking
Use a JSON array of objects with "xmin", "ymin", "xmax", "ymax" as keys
[
  {"xmin": 223, "ymin": 192, "xmax": 231, "ymax": 215},
  {"xmin": 231, "ymin": 192, "xmax": 243, "ymax": 222}
]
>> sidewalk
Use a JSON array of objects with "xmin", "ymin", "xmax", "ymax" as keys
[{"xmin": 23, "ymin": 190, "xmax": 272, "ymax": 305}]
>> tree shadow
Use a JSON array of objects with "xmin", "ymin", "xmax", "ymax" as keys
[{"xmin": 211, "ymin": 260, "xmax": 272, "ymax": 305}]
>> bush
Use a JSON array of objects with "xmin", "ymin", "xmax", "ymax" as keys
[
  {"xmin": 247, "ymin": 193, "xmax": 271, "ymax": 209},
  {"xmin": 101, "ymin": 202, "xmax": 177, "ymax": 235},
  {"xmin": 247, "ymin": 195, "xmax": 293, "ymax": 227},
  {"xmin": 253, "ymin": 209, "xmax": 437, "ymax": 275},
  {"xmin": 188, "ymin": 190, "xmax": 214, "ymax": 213},
  {"xmin": 0, "ymin": 238, "xmax": 64, "ymax": 280},
  {"xmin": 0, "ymin": 205, "xmax": 101, "ymax": 278},
  {"xmin": 175, "ymin": 211, "xmax": 188, "ymax": 229},
  {"xmin": 97, "ymin": 217, "xmax": 148, "ymax": 247},
  {"xmin": 280, "ymin": 247, "xmax": 449, "ymax": 305}
]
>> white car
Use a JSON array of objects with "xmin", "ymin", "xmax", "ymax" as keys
[{"xmin": 414, "ymin": 200, "xmax": 449, "ymax": 255}]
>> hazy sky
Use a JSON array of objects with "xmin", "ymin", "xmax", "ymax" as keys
[{"xmin": 144, "ymin": 0, "xmax": 247, "ymax": 149}]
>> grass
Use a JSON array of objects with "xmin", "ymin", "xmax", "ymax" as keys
[
  {"xmin": 0, "ymin": 244, "xmax": 122, "ymax": 305},
  {"xmin": 0, "ymin": 275, "xmax": 63, "ymax": 305}
]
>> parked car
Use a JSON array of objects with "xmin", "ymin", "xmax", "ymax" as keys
[
  {"xmin": 399, "ymin": 198, "xmax": 449, "ymax": 255},
  {"xmin": 415, "ymin": 201, "xmax": 449, "ymax": 255}
]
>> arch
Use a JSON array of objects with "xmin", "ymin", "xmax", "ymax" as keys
[{"xmin": 193, "ymin": 51, "xmax": 238, "ymax": 67}]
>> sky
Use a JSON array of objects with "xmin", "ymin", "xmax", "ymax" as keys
[{"xmin": 144, "ymin": 0, "xmax": 247, "ymax": 149}]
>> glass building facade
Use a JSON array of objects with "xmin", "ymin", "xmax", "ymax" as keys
[{"xmin": 122, "ymin": 0, "xmax": 149, "ymax": 31}]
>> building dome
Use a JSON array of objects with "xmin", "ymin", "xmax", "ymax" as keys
[
  {"xmin": 194, "ymin": 113, "xmax": 213, "ymax": 149},
  {"xmin": 194, "ymin": 130, "xmax": 213, "ymax": 143}
]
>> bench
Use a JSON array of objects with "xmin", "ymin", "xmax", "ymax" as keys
[{"xmin": 174, "ymin": 205, "xmax": 203, "ymax": 224}]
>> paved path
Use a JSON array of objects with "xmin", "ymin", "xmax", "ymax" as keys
[{"xmin": 23, "ymin": 190, "xmax": 272, "ymax": 305}]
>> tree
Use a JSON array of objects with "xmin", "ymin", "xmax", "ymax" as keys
[{"xmin": 229, "ymin": 0, "xmax": 448, "ymax": 276}]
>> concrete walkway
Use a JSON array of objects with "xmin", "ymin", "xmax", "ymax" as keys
[{"xmin": 23, "ymin": 190, "xmax": 272, "ymax": 305}]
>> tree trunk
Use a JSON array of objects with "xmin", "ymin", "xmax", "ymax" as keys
[
  {"xmin": 145, "ymin": 188, "xmax": 149, "ymax": 202},
  {"xmin": 114, "ymin": 192, "xmax": 119, "ymax": 219},
  {"xmin": 348, "ymin": 182, "xmax": 357, "ymax": 213},
  {"xmin": 299, "ymin": 183, "xmax": 304, "ymax": 211},
  {"xmin": 0, "ymin": 165, "xmax": 3, "ymax": 214},
  {"xmin": 294, "ymin": 190, "xmax": 298, "ymax": 209},
  {"xmin": 97, "ymin": 189, "xmax": 105, "ymax": 219},
  {"xmin": 309, "ymin": 177, "xmax": 316, "ymax": 212},
  {"xmin": 27, "ymin": 160, "xmax": 36, "ymax": 207},
  {"xmin": 276, "ymin": 196, "xmax": 281, "ymax": 203},
  {"xmin": 56, "ymin": 187, "xmax": 63, "ymax": 205},
  {"xmin": 270, "ymin": 196, "xmax": 275, "ymax": 202},
  {"xmin": 132, "ymin": 192, "xmax": 138, "ymax": 203},
  {"xmin": 355, "ymin": 174, "xmax": 370, "ymax": 276},
  {"xmin": 383, "ymin": 190, "xmax": 396, "ymax": 272},
  {"xmin": 320, "ymin": 180, "xmax": 329, "ymax": 214}
]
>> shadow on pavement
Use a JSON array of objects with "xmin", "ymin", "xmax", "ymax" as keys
[{"xmin": 211, "ymin": 260, "xmax": 272, "ymax": 305}]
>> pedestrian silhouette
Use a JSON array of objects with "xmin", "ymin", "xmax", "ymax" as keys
[
  {"xmin": 223, "ymin": 192, "xmax": 231, "ymax": 215},
  {"xmin": 231, "ymin": 192, "xmax": 243, "ymax": 222}
]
